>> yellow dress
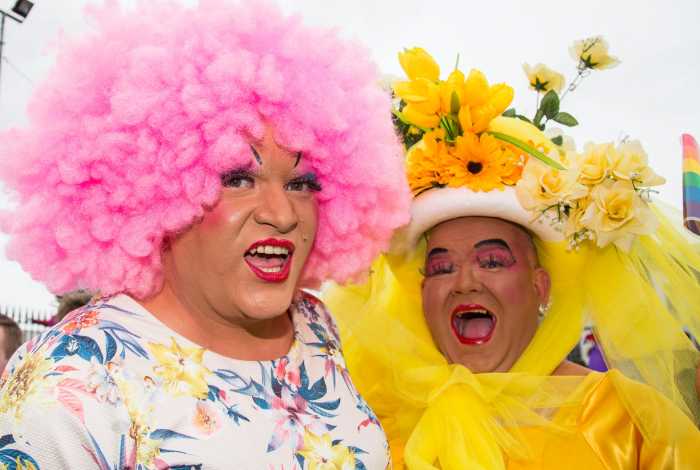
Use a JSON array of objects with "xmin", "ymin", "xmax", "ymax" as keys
[
  {"xmin": 325, "ymin": 248, "xmax": 700, "ymax": 469},
  {"xmin": 507, "ymin": 370, "xmax": 700, "ymax": 469}
]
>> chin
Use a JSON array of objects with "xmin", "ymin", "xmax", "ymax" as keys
[
  {"xmin": 448, "ymin": 348, "xmax": 504, "ymax": 373},
  {"xmin": 238, "ymin": 290, "xmax": 296, "ymax": 320}
]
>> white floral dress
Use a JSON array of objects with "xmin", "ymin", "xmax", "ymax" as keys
[{"xmin": 0, "ymin": 293, "xmax": 390, "ymax": 470}]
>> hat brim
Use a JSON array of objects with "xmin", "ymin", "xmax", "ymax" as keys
[{"xmin": 393, "ymin": 186, "xmax": 563, "ymax": 253}]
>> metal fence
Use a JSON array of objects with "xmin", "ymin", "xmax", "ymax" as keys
[{"xmin": 1, "ymin": 304, "xmax": 53, "ymax": 342}]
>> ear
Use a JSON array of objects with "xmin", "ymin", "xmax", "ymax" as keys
[{"xmin": 533, "ymin": 267, "xmax": 551, "ymax": 306}]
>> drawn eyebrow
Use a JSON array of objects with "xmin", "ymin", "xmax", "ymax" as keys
[
  {"xmin": 250, "ymin": 145, "xmax": 262, "ymax": 165},
  {"xmin": 294, "ymin": 151, "xmax": 302, "ymax": 168},
  {"xmin": 426, "ymin": 247, "xmax": 448, "ymax": 258},
  {"xmin": 473, "ymin": 238, "xmax": 512, "ymax": 251}
]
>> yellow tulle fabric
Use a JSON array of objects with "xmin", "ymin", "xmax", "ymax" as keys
[{"xmin": 323, "ymin": 208, "xmax": 700, "ymax": 469}]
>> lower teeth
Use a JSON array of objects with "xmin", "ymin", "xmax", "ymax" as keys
[{"xmin": 259, "ymin": 267, "xmax": 282, "ymax": 273}]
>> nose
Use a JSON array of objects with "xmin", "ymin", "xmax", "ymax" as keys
[
  {"xmin": 254, "ymin": 184, "xmax": 298, "ymax": 234},
  {"xmin": 453, "ymin": 264, "xmax": 483, "ymax": 295}
]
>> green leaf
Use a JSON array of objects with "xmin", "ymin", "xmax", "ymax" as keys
[
  {"xmin": 551, "ymin": 135, "xmax": 564, "ymax": 145},
  {"xmin": 502, "ymin": 108, "xmax": 517, "ymax": 118},
  {"xmin": 533, "ymin": 108, "xmax": 544, "ymax": 126},
  {"xmin": 450, "ymin": 90, "xmax": 461, "ymax": 115},
  {"xmin": 515, "ymin": 114, "xmax": 532, "ymax": 123},
  {"xmin": 540, "ymin": 90, "xmax": 560, "ymax": 119},
  {"xmin": 552, "ymin": 112, "xmax": 579, "ymax": 127},
  {"xmin": 487, "ymin": 131, "xmax": 566, "ymax": 170}
]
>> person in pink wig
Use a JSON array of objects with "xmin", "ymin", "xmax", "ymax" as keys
[{"xmin": 0, "ymin": 1, "xmax": 410, "ymax": 468}]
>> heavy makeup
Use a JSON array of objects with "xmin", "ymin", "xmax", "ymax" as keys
[
  {"xmin": 141, "ymin": 130, "xmax": 319, "ymax": 360},
  {"xmin": 421, "ymin": 217, "xmax": 551, "ymax": 373}
]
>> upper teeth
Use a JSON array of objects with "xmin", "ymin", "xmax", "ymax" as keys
[
  {"xmin": 458, "ymin": 309, "xmax": 489, "ymax": 317},
  {"xmin": 248, "ymin": 245, "xmax": 290, "ymax": 256}
]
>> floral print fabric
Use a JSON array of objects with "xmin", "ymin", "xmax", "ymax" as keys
[{"xmin": 0, "ymin": 293, "xmax": 389, "ymax": 470}]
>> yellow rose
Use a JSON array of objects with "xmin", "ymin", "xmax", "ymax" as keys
[
  {"xmin": 580, "ymin": 180, "xmax": 657, "ymax": 250},
  {"xmin": 545, "ymin": 127, "xmax": 577, "ymax": 153},
  {"xmin": 576, "ymin": 142, "xmax": 614, "ymax": 185},
  {"xmin": 610, "ymin": 140, "xmax": 666, "ymax": 187},
  {"xmin": 522, "ymin": 63, "xmax": 565, "ymax": 93},
  {"xmin": 569, "ymin": 36, "xmax": 620, "ymax": 70},
  {"xmin": 398, "ymin": 47, "xmax": 440, "ymax": 81},
  {"xmin": 516, "ymin": 158, "xmax": 587, "ymax": 212}
]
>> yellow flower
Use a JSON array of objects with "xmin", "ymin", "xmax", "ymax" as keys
[
  {"xmin": 129, "ymin": 418, "xmax": 162, "ymax": 468},
  {"xmin": 443, "ymin": 133, "xmax": 508, "ymax": 192},
  {"xmin": 398, "ymin": 47, "xmax": 440, "ymax": 81},
  {"xmin": 516, "ymin": 158, "xmax": 588, "ymax": 212},
  {"xmin": 439, "ymin": 69, "xmax": 466, "ymax": 114},
  {"xmin": 462, "ymin": 69, "xmax": 490, "ymax": 107},
  {"xmin": 522, "ymin": 63, "xmax": 565, "ymax": 93},
  {"xmin": 576, "ymin": 142, "xmax": 614, "ymax": 185},
  {"xmin": 406, "ymin": 130, "xmax": 450, "ymax": 194},
  {"xmin": 0, "ymin": 350, "xmax": 54, "ymax": 420},
  {"xmin": 393, "ymin": 78, "xmax": 441, "ymax": 129},
  {"xmin": 298, "ymin": 431, "xmax": 356, "ymax": 470},
  {"xmin": 148, "ymin": 337, "xmax": 210, "ymax": 399},
  {"xmin": 580, "ymin": 180, "xmax": 657, "ymax": 250},
  {"xmin": 610, "ymin": 140, "xmax": 665, "ymax": 187},
  {"xmin": 570, "ymin": 36, "xmax": 620, "ymax": 70},
  {"xmin": 459, "ymin": 70, "xmax": 514, "ymax": 133}
]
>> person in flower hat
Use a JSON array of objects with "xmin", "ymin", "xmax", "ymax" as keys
[
  {"xmin": 0, "ymin": 1, "xmax": 411, "ymax": 468},
  {"xmin": 325, "ymin": 43, "xmax": 700, "ymax": 469}
]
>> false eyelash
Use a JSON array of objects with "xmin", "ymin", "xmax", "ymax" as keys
[
  {"xmin": 220, "ymin": 168, "xmax": 252, "ymax": 186},
  {"xmin": 291, "ymin": 172, "xmax": 322, "ymax": 191}
]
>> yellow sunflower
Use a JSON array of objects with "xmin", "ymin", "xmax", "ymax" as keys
[
  {"xmin": 443, "ymin": 133, "xmax": 509, "ymax": 192},
  {"xmin": 406, "ymin": 129, "xmax": 450, "ymax": 195}
]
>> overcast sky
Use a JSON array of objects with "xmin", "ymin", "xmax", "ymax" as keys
[{"xmin": 0, "ymin": 0, "xmax": 698, "ymax": 310}]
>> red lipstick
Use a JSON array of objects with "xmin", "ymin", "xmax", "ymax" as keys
[
  {"xmin": 244, "ymin": 238, "xmax": 295, "ymax": 283},
  {"xmin": 451, "ymin": 304, "xmax": 497, "ymax": 345}
]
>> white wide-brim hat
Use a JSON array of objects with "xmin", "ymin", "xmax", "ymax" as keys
[{"xmin": 393, "ymin": 186, "xmax": 563, "ymax": 254}]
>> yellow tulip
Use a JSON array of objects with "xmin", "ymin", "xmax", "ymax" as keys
[
  {"xmin": 469, "ymin": 84, "xmax": 514, "ymax": 133},
  {"xmin": 393, "ymin": 79, "xmax": 441, "ymax": 112},
  {"xmin": 439, "ymin": 69, "xmax": 466, "ymax": 114},
  {"xmin": 394, "ymin": 77, "xmax": 441, "ymax": 129},
  {"xmin": 458, "ymin": 105, "xmax": 473, "ymax": 134},
  {"xmin": 402, "ymin": 104, "xmax": 441, "ymax": 129},
  {"xmin": 398, "ymin": 47, "xmax": 440, "ymax": 81},
  {"xmin": 522, "ymin": 63, "xmax": 565, "ymax": 93},
  {"xmin": 569, "ymin": 36, "xmax": 620, "ymax": 70},
  {"xmin": 462, "ymin": 69, "xmax": 490, "ymax": 106}
]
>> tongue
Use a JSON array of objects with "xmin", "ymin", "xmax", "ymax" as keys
[
  {"xmin": 459, "ymin": 317, "xmax": 493, "ymax": 339},
  {"xmin": 245, "ymin": 255, "xmax": 285, "ymax": 269}
]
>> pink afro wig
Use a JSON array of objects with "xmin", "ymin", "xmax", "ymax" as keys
[{"xmin": 0, "ymin": 0, "xmax": 410, "ymax": 299}]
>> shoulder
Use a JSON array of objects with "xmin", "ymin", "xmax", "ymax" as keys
[
  {"xmin": 294, "ymin": 290, "xmax": 342, "ymax": 344},
  {"xmin": 552, "ymin": 360, "xmax": 591, "ymax": 376},
  {"xmin": 583, "ymin": 370, "xmax": 700, "ymax": 441}
]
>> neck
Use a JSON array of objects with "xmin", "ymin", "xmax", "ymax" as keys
[{"xmin": 139, "ymin": 281, "xmax": 295, "ymax": 361}]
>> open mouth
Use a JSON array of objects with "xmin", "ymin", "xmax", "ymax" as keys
[
  {"xmin": 451, "ymin": 304, "xmax": 497, "ymax": 345},
  {"xmin": 244, "ymin": 238, "xmax": 295, "ymax": 282}
]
